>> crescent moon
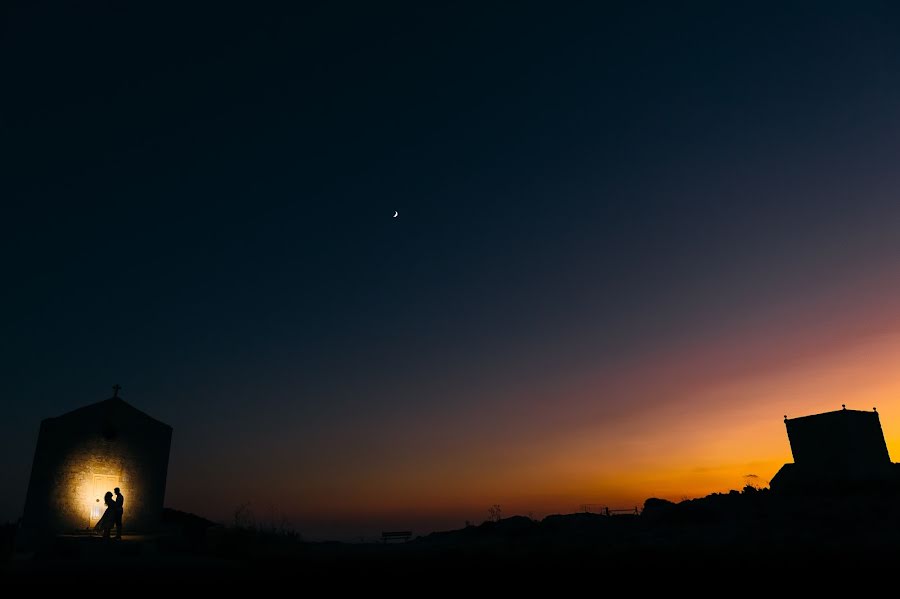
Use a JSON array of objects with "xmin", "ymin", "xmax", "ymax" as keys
[{"xmin": 393, "ymin": 211, "xmax": 399, "ymax": 218}]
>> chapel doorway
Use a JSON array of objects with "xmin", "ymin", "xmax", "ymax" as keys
[{"xmin": 89, "ymin": 474, "xmax": 120, "ymax": 528}]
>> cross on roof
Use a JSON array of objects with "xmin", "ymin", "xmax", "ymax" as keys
[{"xmin": 112, "ymin": 384, "xmax": 121, "ymax": 398}]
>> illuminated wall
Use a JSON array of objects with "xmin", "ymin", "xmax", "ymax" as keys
[{"xmin": 20, "ymin": 398, "xmax": 171, "ymax": 543}]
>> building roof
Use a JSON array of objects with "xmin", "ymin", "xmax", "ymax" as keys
[
  {"xmin": 785, "ymin": 407, "xmax": 879, "ymax": 423},
  {"xmin": 47, "ymin": 397, "xmax": 172, "ymax": 431}
]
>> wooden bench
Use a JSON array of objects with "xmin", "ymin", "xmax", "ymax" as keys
[{"xmin": 381, "ymin": 530, "xmax": 412, "ymax": 543}]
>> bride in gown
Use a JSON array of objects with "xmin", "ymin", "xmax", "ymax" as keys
[{"xmin": 94, "ymin": 491, "xmax": 116, "ymax": 538}]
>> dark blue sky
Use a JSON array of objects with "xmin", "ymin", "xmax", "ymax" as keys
[{"xmin": 6, "ymin": 2, "xmax": 900, "ymax": 534}]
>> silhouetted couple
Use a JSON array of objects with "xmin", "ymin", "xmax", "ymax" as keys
[{"xmin": 95, "ymin": 487, "xmax": 124, "ymax": 539}]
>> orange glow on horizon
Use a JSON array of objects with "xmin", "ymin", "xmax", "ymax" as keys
[{"xmin": 167, "ymin": 292, "xmax": 900, "ymax": 536}]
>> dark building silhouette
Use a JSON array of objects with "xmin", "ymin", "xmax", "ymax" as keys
[
  {"xmin": 20, "ymin": 390, "xmax": 172, "ymax": 544},
  {"xmin": 770, "ymin": 407, "xmax": 896, "ymax": 493}
]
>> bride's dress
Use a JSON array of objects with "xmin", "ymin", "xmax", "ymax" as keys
[{"xmin": 95, "ymin": 503, "xmax": 115, "ymax": 532}]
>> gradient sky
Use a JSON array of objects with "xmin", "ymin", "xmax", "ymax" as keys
[{"xmin": 6, "ymin": 2, "xmax": 900, "ymax": 539}]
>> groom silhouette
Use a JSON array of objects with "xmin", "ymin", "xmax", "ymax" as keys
[{"xmin": 114, "ymin": 487, "xmax": 124, "ymax": 539}]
